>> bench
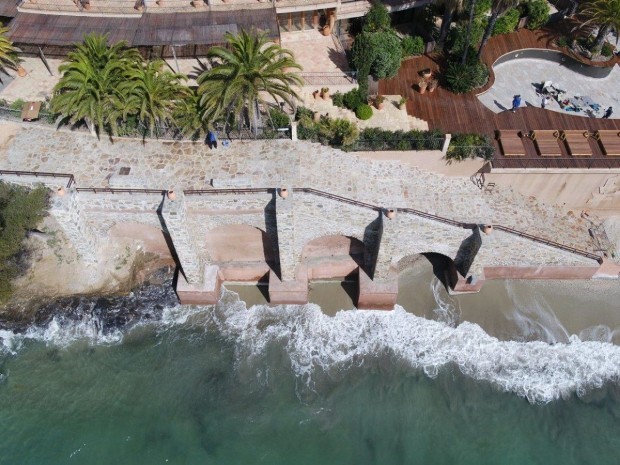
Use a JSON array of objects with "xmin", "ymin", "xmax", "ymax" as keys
[
  {"xmin": 530, "ymin": 130, "xmax": 564, "ymax": 157},
  {"xmin": 593, "ymin": 130, "xmax": 620, "ymax": 156},
  {"xmin": 497, "ymin": 130, "xmax": 526, "ymax": 156},
  {"xmin": 563, "ymin": 130, "xmax": 593, "ymax": 157}
]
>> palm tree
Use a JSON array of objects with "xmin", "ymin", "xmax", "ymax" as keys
[
  {"xmin": 51, "ymin": 34, "xmax": 142, "ymax": 137},
  {"xmin": 476, "ymin": 0, "xmax": 520, "ymax": 59},
  {"xmin": 578, "ymin": 0, "xmax": 620, "ymax": 56},
  {"xmin": 438, "ymin": 0, "xmax": 464, "ymax": 47},
  {"xmin": 0, "ymin": 27, "xmax": 20, "ymax": 76},
  {"xmin": 461, "ymin": 0, "xmax": 477, "ymax": 64},
  {"xmin": 122, "ymin": 60, "xmax": 188, "ymax": 137},
  {"xmin": 173, "ymin": 89, "xmax": 206, "ymax": 140},
  {"xmin": 197, "ymin": 30, "xmax": 303, "ymax": 135}
]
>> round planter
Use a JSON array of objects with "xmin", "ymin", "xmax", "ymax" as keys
[
  {"xmin": 482, "ymin": 225, "xmax": 493, "ymax": 235},
  {"xmin": 322, "ymin": 92, "xmax": 330, "ymax": 100},
  {"xmin": 376, "ymin": 102, "xmax": 384, "ymax": 110},
  {"xmin": 56, "ymin": 186, "xmax": 66, "ymax": 197},
  {"xmin": 17, "ymin": 66, "xmax": 27, "ymax": 77},
  {"xmin": 322, "ymin": 26, "xmax": 331, "ymax": 36},
  {"xmin": 385, "ymin": 208, "xmax": 396, "ymax": 220},
  {"xmin": 167, "ymin": 190, "xmax": 176, "ymax": 201},
  {"xmin": 279, "ymin": 188, "xmax": 289, "ymax": 199},
  {"xmin": 313, "ymin": 111, "xmax": 320, "ymax": 122}
]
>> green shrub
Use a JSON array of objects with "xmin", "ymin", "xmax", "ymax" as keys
[
  {"xmin": 0, "ymin": 182, "xmax": 49, "ymax": 302},
  {"xmin": 446, "ymin": 133, "xmax": 494, "ymax": 162},
  {"xmin": 297, "ymin": 115, "xmax": 359, "ymax": 148},
  {"xmin": 9, "ymin": 98, "xmax": 25, "ymax": 111},
  {"xmin": 352, "ymin": 30, "xmax": 403, "ymax": 80},
  {"xmin": 524, "ymin": 0, "xmax": 550, "ymax": 30},
  {"xmin": 556, "ymin": 36, "xmax": 570, "ymax": 48},
  {"xmin": 355, "ymin": 127, "xmax": 445, "ymax": 151},
  {"xmin": 447, "ymin": 20, "xmax": 486, "ymax": 57},
  {"xmin": 342, "ymin": 88, "xmax": 365, "ymax": 111},
  {"xmin": 363, "ymin": 3, "xmax": 391, "ymax": 32},
  {"xmin": 268, "ymin": 108, "xmax": 290, "ymax": 129},
  {"xmin": 492, "ymin": 8, "xmax": 520, "ymax": 36},
  {"xmin": 473, "ymin": 0, "xmax": 492, "ymax": 18},
  {"xmin": 356, "ymin": 104, "xmax": 373, "ymax": 120},
  {"xmin": 401, "ymin": 35, "xmax": 425, "ymax": 58},
  {"xmin": 332, "ymin": 91, "xmax": 345, "ymax": 108},
  {"xmin": 445, "ymin": 59, "xmax": 488, "ymax": 93},
  {"xmin": 601, "ymin": 42, "xmax": 615, "ymax": 58},
  {"xmin": 295, "ymin": 106, "xmax": 314, "ymax": 121}
]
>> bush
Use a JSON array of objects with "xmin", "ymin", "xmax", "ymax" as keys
[
  {"xmin": 295, "ymin": 106, "xmax": 314, "ymax": 121},
  {"xmin": 356, "ymin": 104, "xmax": 373, "ymax": 120},
  {"xmin": 556, "ymin": 36, "xmax": 570, "ymax": 48},
  {"xmin": 446, "ymin": 20, "xmax": 486, "ymax": 57},
  {"xmin": 267, "ymin": 108, "xmax": 290, "ymax": 129},
  {"xmin": 355, "ymin": 127, "xmax": 445, "ymax": 151},
  {"xmin": 332, "ymin": 91, "xmax": 345, "ymax": 108},
  {"xmin": 524, "ymin": 0, "xmax": 550, "ymax": 30},
  {"xmin": 401, "ymin": 35, "xmax": 425, "ymax": 58},
  {"xmin": 473, "ymin": 0, "xmax": 492, "ymax": 18},
  {"xmin": 352, "ymin": 30, "xmax": 403, "ymax": 80},
  {"xmin": 0, "ymin": 182, "xmax": 49, "ymax": 302},
  {"xmin": 363, "ymin": 3, "xmax": 391, "ymax": 32},
  {"xmin": 601, "ymin": 42, "xmax": 615, "ymax": 58},
  {"xmin": 445, "ymin": 59, "xmax": 488, "ymax": 93},
  {"xmin": 342, "ymin": 88, "xmax": 365, "ymax": 111},
  {"xmin": 446, "ymin": 133, "xmax": 494, "ymax": 162},
  {"xmin": 492, "ymin": 8, "xmax": 520, "ymax": 36},
  {"xmin": 9, "ymin": 98, "xmax": 25, "ymax": 111}
]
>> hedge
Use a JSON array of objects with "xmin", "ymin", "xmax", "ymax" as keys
[{"xmin": 446, "ymin": 133, "xmax": 494, "ymax": 162}]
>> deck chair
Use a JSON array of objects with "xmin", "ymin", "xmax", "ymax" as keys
[
  {"xmin": 563, "ymin": 130, "xmax": 593, "ymax": 156},
  {"xmin": 593, "ymin": 130, "xmax": 620, "ymax": 156},
  {"xmin": 497, "ymin": 130, "xmax": 526, "ymax": 156},
  {"xmin": 529, "ymin": 130, "xmax": 564, "ymax": 157}
]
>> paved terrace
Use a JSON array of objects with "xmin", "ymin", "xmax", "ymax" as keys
[
  {"xmin": 0, "ymin": 123, "xmax": 599, "ymax": 254},
  {"xmin": 380, "ymin": 27, "xmax": 620, "ymax": 169}
]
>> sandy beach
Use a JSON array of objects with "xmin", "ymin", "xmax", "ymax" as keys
[{"xmin": 228, "ymin": 256, "xmax": 620, "ymax": 344}]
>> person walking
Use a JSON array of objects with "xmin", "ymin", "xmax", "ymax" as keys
[
  {"xmin": 511, "ymin": 95, "xmax": 522, "ymax": 113},
  {"xmin": 603, "ymin": 107, "xmax": 613, "ymax": 119}
]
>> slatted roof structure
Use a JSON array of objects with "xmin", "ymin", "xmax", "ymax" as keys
[
  {"xmin": 133, "ymin": 10, "xmax": 278, "ymax": 46},
  {"xmin": 7, "ymin": 9, "xmax": 279, "ymax": 52},
  {"xmin": 0, "ymin": 0, "xmax": 19, "ymax": 17},
  {"xmin": 7, "ymin": 13, "xmax": 140, "ymax": 46}
]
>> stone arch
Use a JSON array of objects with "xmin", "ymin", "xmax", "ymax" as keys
[
  {"xmin": 394, "ymin": 252, "xmax": 459, "ymax": 289},
  {"xmin": 205, "ymin": 224, "xmax": 276, "ymax": 282},
  {"xmin": 300, "ymin": 235, "xmax": 366, "ymax": 280},
  {"xmin": 107, "ymin": 221, "xmax": 172, "ymax": 258}
]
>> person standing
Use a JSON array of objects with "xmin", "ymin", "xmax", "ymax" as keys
[
  {"xmin": 207, "ymin": 130, "xmax": 218, "ymax": 149},
  {"xmin": 511, "ymin": 95, "xmax": 522, "ymax": 113},
  {"xmin": 541, "ymin": 96, "xmax": 549, "ymax": 109},
  {"xmin": 603, "ymin": 107, "xmax": 613, "ymax": 119}
]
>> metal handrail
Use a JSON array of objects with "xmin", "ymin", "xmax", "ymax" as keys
[
  {"xmin": 184, "ymin": 188, "xmax": 273, "ymax": 195},
  {"xmin": 0, "ymin": 169, "xmax": 76, "ymax": 187},
  {"xmin": 75, "ymin": 188, "xmax": 165, "ymax": 194}
]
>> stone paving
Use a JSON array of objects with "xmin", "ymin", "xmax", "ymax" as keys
[
  {"xmin": 478, "ymin": 58, "xmax": 620, "ymax": 119},
  {"xmin": 0, "ymin": 123, "xmax": 597, "ymax": 253}
]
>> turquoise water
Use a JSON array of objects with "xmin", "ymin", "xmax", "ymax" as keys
[{"xmin": 2, "ymin": 290, "xmax": 620, "ymax": 464}]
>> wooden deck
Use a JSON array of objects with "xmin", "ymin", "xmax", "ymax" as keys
[{"xmin": 379, "ymin": 26, "xmax": 620, "ymax": 169}]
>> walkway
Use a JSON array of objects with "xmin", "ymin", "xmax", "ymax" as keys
[{"xmin": 0, "ymin": 122, "xmax": 600, "ymax": 254}]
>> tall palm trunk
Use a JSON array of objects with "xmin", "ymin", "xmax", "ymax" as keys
[
  {"xmin": 592, "ymin": 24, "xmax": 611, "ymax": 55},
  {"xmin": 461, "ymin": 0, "xmax": 477, "ymax": 64},
  {"xmin": 477, "ymin": 13, "xmax": 499, "ymax": 59},
  {"xmin": 438, "ymin": 10, "xmax": 455, "ymax": 46}
]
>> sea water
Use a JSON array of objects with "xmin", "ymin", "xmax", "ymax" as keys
[{"xmin": 2, "ymin": 286, "xmax": 620, "ymax": 464}]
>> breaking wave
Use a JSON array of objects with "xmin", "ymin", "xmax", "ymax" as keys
[{"xmin": 2, "ymin": 285, "xmax": 620, "ymax": 404}]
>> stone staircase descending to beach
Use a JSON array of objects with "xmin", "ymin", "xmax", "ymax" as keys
[{"xmin": 299, "ymin": 89, "xmax": 429, "ymax": 131}]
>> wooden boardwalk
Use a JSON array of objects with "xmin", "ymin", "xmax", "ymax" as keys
[{"xmin": 379, "ymin": 27, "xmax": 620, "ymax": 169}]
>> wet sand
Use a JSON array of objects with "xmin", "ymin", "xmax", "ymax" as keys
[{"xmin": 226, "ymin": 257, "xmax": 620, "ymax": 344}]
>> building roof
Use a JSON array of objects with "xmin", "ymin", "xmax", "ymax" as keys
[
  {"xmin": 7, "ymin": 9, "xmax": 279, "ymax": 47},
  {"xmin": 0, "ymin": 0, "xmax": 19, "ymax": 17}
]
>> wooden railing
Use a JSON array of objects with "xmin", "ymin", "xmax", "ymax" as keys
[{"xmin": 492, "ymin": 157, "xmax": 620, "ymax": 170}]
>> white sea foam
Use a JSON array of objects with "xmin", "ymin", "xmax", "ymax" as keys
[{"xmin": 209, "ymin": 290, "xmax": 620, "ymax": 404}]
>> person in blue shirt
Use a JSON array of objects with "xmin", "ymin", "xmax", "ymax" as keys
[
  {"xmin": 207, "ymin": 130, "xmax": 217, "ymax": 149},
  {"xmin": 511, "ymin": 95, "xmax": 521, "ymax": 113}
]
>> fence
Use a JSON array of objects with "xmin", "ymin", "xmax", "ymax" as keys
[
  {"xmin": 491, "ymin": 157, "xmax": 620, "ymax": 169},
  {"xmin": 300, "ymin": 71, "xmax": 357, "ymax": 86}
]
